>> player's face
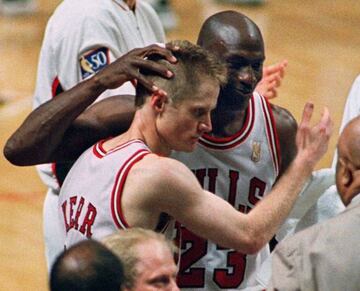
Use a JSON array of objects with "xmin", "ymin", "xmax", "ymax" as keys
[
  {"xmin": 130, "ymin": 240, "xmax": 179, "ymax": 291},
  {"xmin": 211, "ymin": 35, "xmax": 264, "ymax": 110},
  {"xmin": 157, "ymin": 78, "xmax": 219, "ymax": 152}
]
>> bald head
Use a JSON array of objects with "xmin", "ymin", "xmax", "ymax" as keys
[
  {"xmin": 197, "ymin": 10, "xmax": 264, "ymax": 58},
  {"xmin": 339, "ymin": 116, "xmax": 360, "ymax": 166},
  {"xmin": 336, "ymin": 116, "xmax": 360, "ymax": 205},
  {"xmin": 197, "ymin": 11, "xmax": 265, "ymax": 112},
  {"xmin": 50, "ymin": 240, "xmax": 124, "ymax": 291}
]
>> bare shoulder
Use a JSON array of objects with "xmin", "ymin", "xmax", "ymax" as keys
[
  {"xmin": 127, "ymin": 153, "xmax": 202, "ymax": 211},
  {"xmin": 270, "ymin": 103, "xmax": 297, "ymax": 133},
  {"xmin": 130, "ymin": 153, "xmax": 198, "ymax": 189},
  {"xmin": 270, "ymin": 103, "xmax": 298, "ymax": 175}
]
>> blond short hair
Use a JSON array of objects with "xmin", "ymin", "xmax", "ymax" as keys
[
  {"xmin": 135, "ymin": 40, "xmax": 227, "ymax": 107},
  {"xmin": 102, "ymin": 228, "xmax": 176, "ymax": 289}
]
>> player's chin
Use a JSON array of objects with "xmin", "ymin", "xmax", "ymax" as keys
[{"xmin": 175, "ymin": 141, "xmax": 198, "ymax": 153}]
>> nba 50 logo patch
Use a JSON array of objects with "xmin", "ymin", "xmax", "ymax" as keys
[{"xmin": 79, "ymin": 47, "xmax": 110, "ymax": 79}]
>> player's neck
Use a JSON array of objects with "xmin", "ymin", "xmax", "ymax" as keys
[
  {"xmin": 124, "ymin": 0, "xmax": 136, "ymax": 10},
  {"xmin": 210, "ymin": 107, "xmax": 248, "ymax": 138},
  {"xmin": 130, "ymin": 108, "xmax": 172, "ymax": 156}
]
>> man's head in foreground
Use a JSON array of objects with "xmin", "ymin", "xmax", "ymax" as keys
[
  {"xmin": 50, "ymin": 239, "xmax": 124, "ymax": 291},
  {"xmin": 103, "ymin": 228, "xmax": 179, "ymax": 291}
]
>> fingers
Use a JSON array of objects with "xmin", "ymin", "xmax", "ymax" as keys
[
  {"xmin": 279, "ymin": 60, "xmax": 288, "ymax": 78},
  {"xmin": 300, "ymin": 102, "xmax": 314, "ymax": 126},
  {"xmin": 294, "ymin": 103, "xmax": 333, "ymax": 170},
  {"xmin": 257, "ymin": 60, "xmax": 287, "ymax": 99},
  {"xmin": 133, "ymin": 58, "xmax": 173, "ymax": 78},
  {"xmin": 318, "ymin": 107, "xmax": 333, "ymax": 137},
  {"xmin": 256, "ymin": 75, "xmax": 281, "ymax": 99},
  {"xmin": 139, "ymin": 44, "xmax": 178, "ymax": 64},
  {"xmin": 296, "ymin": 102, "xmax": 314, "ymax": 148},
  {"xmin": 135, "ymin": 73, "xmax": 168, "ymax": 97},
  {"xmin": 263, "ymin": 59, "xmax": 288, "ymax": 77}
]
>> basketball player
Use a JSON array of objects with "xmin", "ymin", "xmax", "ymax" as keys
[
  {"xmin": 29, "ymin": 0, "xmax": 165, "ymax": 269},
  {"xmin": 171, "ymin": 11, "xmax": 296, "ymax": 290},
  {"xmin": 53, "ymin": 40, "xmax": 331, "ymax": 267}
]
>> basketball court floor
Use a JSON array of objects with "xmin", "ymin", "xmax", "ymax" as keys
[{"xmin": 1, "ymin": 0, "xmax": 360, "ymax": 289}]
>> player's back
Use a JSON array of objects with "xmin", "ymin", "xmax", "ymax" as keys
[{"xmin": 58, "ymin": 139, "xmax": 151, "ymax": 249}]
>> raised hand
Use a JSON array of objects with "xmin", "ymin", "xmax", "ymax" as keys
[
  {"xmin": 94, "ymin": 44, "xmax": 177, "ymax": 94},
  {"xmin": 296, "ymin": 103, "xmax": 333, "ymax": 168},
  {"xmin": 255, "ymin": 60, "xmax": 288, "ymax": 99}
]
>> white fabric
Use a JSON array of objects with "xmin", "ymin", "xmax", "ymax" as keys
[
  {"xmin": 34, "ymin": 0, "xmax": 165, "ymax": 270},
  {"xmin": 276, "ymin": 168, "xmax": 342, "ymax": 241},
  {"xmin": 172, "ymin": 93, "xmax": 279, "ymax": 291},
  {"xmin": 58, "ymin": 139, "xmax": 157, "ymax": 249},
  {"xmin": 43, "ymin": 188, "xmax": 64, "ymax": 267},
  {"xmin": 332, "ymin": 75, "xmax": 360, "ymax": 169}
]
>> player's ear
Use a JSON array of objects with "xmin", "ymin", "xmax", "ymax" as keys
[
  {"xmin": 339, "ymin": 158, "xmax": 352, "ymax": 188},
  {"xmin": 150, "ymin": 91, "xmax": 168, "ymax": 113}
]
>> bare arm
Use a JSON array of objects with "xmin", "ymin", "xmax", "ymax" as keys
[
  {"xmin": 143, "ymin": 103, "xmax": 332, "ymax": 254},
  {"xmin": 4, "ymin": 45, "xmax": 176, "ymax": 165}
]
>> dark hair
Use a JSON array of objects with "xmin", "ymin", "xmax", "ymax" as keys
[
  {"xmin": 135, "ymin": 40, "xmax": 227, "ymax": 107},
  {"xmin": 50, "ymin": 240, "xmax": 124, "ymax": 291}
]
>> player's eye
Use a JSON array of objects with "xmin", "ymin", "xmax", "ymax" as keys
[
  {"xmin": 148, "ymin": 275, "xmax": 171, "ymax": 287},
  {"xmin": 193, "ymin": 108, "xmax": 206, "ymax": 117}
]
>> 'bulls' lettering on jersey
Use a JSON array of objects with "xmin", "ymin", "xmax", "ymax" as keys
[
  {"xmin": 61, "ymin": 196, "xmax": 97, "ymax": 238},
  {"xmin": 177, "ymin": 168, "xmax": 267, "ymax": 288}
]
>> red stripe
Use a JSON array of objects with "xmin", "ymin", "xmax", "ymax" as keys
[
  {"xmin": 260, "ymin": 95, "xmax": 280, "ymax": 175},
  {"xmin": 93, "ymin": 143, "xmax": 104, "ymax": 158},
  {"xmin": 199, "ymin": 96, "xmax": 255, "ymax": 150},
  {"xmin": 51, "ymin": 76, "xmax": 60, "ymax": 98},
  {"xmin": 51, "ymin": 163, "xmax": 61, "ymax": 187},
  {"xmin": 110, "ymin": 150, "xmax": 150, "ymax": 229},
  {"xmin": 264, "ymin": 97, "xmax": 281, "ymax": 171},
  {"xmin": 51, "ymin": 76, "xmax": 62, "ymax": 183},
  {"xmin": 93, "ymin": 139, "xmax": 145, "ymax": 159}
]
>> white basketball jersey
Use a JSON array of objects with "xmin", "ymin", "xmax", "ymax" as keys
[
  {"xmin": 33, "ymin": 0, "xmax": 165, "ymax": 193},
  {"xmin": 172, "ymin": 92, "xmax": 280, "ymax": 290},
  {"xmin": 58, "ymin": 139, "xmax": 171, "ymax": 249}
]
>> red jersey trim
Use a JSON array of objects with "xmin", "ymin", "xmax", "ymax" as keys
[
  {"xmin": 198, "ymin": 95, "xmax": 255, "ymax": 150},
  {"xmin": 111, "ymin": 149, "xmax": 150, "ymax": 229},
  {"xmin": 51, "ymin": 76, "xmax": 64, "ymax": 98},
  {"xmin": 51, "ymin": 163, "xmax": 61, "ymax": 188},
  {"xmin": 93, "ymin": 139, "xmax": 145, "ymax": 159},
  {"xmin": 259, "ymin": 94, "xmax": 281, "ymax": 176},
  {"xmin": 51, "ymin": 76, "xmax": 64, "ymax": 188}
]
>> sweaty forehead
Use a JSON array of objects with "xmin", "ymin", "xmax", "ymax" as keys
[{"xmin": 207, "ymin": 21, "xmax": 264, "ymax": 59}]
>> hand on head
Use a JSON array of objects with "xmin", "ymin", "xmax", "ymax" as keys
[{"xmin": 94, "ymin": 44, "xmax": 178, "ymax": 95}]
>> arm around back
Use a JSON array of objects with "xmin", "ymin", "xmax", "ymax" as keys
[{"xmin": 4, "ymin": 45, "xmax": 176, "ymax": 165}]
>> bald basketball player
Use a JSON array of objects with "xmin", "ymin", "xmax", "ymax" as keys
[{"xmin": 172, "ymin": 11, "xmax": 298, "ymax": 290}]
